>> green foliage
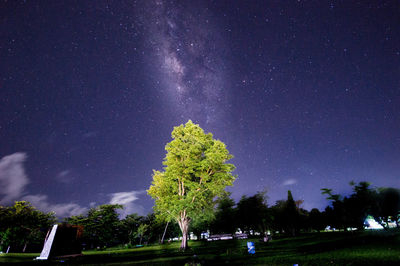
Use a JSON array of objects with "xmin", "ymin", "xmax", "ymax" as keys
[
  {"xmin": 121, "ymin": 213, "xmax": 145, "ymax": 245},
  {"xmin": 190, "ymin": 218, "xmax": 210, "ymax": 240},
  {"xmin": 148, "ymin": 120, "xmax": 236, "ymax": 249},
  {"xmin": 0, "ymin": 201, "xmax": 56, "ymax": 252},
  {"xmin": 66, "ymin": 204, "xmax": 123, "ymax": 248},
  {"xmin": 136, "ymin": 224, "xmax": 149, "ymax": 245},
  {"xmin": 67, "ymin": 210, "xmax": 179, "ymax": 247}
]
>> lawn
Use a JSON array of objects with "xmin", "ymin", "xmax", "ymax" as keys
[{"xmin": 1, "ymin": 230, "xmax": 399, "ymax": 265}]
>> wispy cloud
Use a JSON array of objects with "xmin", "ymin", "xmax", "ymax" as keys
[
  {"xmin": 0, "ymin": 153, "xmax": 146, "ymax": 219},
  {"xmin": 282, "ymin": 179, "xmax": 297, "ymax": 186},
  {"xmin": 55, "ymin": 169, "xmax": 74, "ymax": 184},
  {"xmin": 109, "ymin": 190, "xmax": 146, "ymax": 217},
  {"xmin": 0, "ymin": 152, "xmax": 29, "ymax": 205},
  {"xmin": 0, "ymin": 152, "xmax": 86, "ymax": 217},
  {"xmin": 23, "ymin": 194, "xmax": 87, "ymax": 217},
  {"xmin": 83, "ymin": 131, "xmax": 98, "ymax": 138}
]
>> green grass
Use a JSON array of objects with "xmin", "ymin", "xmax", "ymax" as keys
[{"xmin": 1, "ymin": 230, "xmax": 399, "ymax": 265}]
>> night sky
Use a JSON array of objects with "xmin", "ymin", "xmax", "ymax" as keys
[{"xmin": 1, "ymin": 0, "xmax": 399, "ymax": 218}]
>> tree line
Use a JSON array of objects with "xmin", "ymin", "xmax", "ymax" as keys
[
  {"xmin": 208, "ymin": 182, "xmax": 400, "ymax": 238},
  {"xmin": 1, "ymin": 122, "xmax": 399, "ymax": 252},
  {"xmin": 0, "ymin": 202, "xmax": 180, "ymax": 252},
  {"xmin": 1, "ymin": 181, "xmax": 399, "ymax": 253}
]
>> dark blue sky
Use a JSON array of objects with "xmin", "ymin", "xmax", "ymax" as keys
[{"xmin": 1, "ymin": 0, "xmax": 399, "ymax": 217}]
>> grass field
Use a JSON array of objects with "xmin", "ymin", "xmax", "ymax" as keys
[{"xmin": 1, "ymin": 230, "xmax": 399, "ymax": 265}]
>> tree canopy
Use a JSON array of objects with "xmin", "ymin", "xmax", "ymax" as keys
[
  {"xmin": 66, "ymin": 204, "xmax": 123, "ymax": 248},
  {"xmin": 236, "ymin": 191, "xmax": 268, "ymax": 235},
  {"xmin": 147, "ymin": 120, "xmax": 236, "ymax": 249},
  {"xmin": 322, "ymin": 182, "xmax": 400, "ymax": 230},
  {"xmin": 0, "ymin": 201, "xmax": 55, "ymax": 252}
]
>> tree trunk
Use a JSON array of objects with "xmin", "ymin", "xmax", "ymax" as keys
[
  {"xmin": 177, "ymin": 212, "xmax": 190, "ymax": 250},
  {"xmin": 290, "ymin": 227, "xmax": 296, "ymax": 237},
  {"xmin": 129, "ymin": 230, "xmax": 133, "ymax": 245},
  {"xmin": 160, "ymin": 222, "xmax": 169, "ymax": 244},
  {"xmin": 384, "ymin": 218, "xmax": 390, "ymax": 229}
]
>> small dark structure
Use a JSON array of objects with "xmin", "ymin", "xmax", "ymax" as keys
[{"xmin": 37, "ymin": 224, "xmax": 84, "ymax": 260}]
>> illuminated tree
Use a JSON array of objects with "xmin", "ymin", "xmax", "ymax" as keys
[{"xmin": 148, "ymin": 120, "xmax": 236, "ymax": 250}]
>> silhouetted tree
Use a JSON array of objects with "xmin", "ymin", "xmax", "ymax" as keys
[
  {"xmin": 269, "ymin": 200, "xmax": 286, "ymax": 234},
  {"xmin": 270, "ymin": 191, "xmax": 303, "ymax": 236},
  {"xmin": 283, "ymin": 190, "xmax": 299, "ymax": 236},
  {"xmin": 374, "ymin": 188, "xmax": 400, "ymax": 228},
  {"xmin": 308, "ymin": 208, "xmax": 326, "ymax": 232},
  {"xmin": 236, "ymin": 191, "xmax": 269, "ymax": 235},
  {"xmin": 322, "ymin": 188, "xmax": 348, "ymax": 230},
  {"xmin": 322, "ymin": 182, "xmax": 378, "ymax": 231},
  {"xmin": 298, "ymin": 207, "xmax": 310, "ymax": 233},
  {"xmin": 210, "ymin": 193, "xmax": 237, "ymax": 234},
  {"xmin": 347, "ymin": 181, "xmax": 377, "ymax": 230}
]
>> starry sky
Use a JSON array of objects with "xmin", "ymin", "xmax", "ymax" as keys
[{"xmin": 1, "ymin": 0, "xmax": 399, "ymax": 217}]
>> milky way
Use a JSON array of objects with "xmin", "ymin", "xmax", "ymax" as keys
[{"xmin": 143, "ymin": 1, "xmax": 229, "ymax": 125}]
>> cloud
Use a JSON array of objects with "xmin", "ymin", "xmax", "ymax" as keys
[
  {"xmin": 23, "ymin": 194, "xmax": 87, "ymax": 218},
  {"xmin": 0, "ymin": 153, "xmax": 144, "ymax": 219},
  {"xmin": 0, "ymin": 152, "xmax": 87, "ymax": 217},
  {"xmin": 55, "ymin": 170, "xmax": 74, "ymax": 184},
  {"xmin": 83, "ymin": 131, "xmax": 98, "ymax": 138},
  {"xmin": 0, "ymin": 152, "xmax": 29, "ymax": 205},
  {"xmin": 282, "ymin": 179, "xmax": 297, "ymax": 186},
  {"xmin": 109, "ymin": 190, "xmax": 146, "ymax": 217}
]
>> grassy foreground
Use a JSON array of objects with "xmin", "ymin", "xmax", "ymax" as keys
[{"xmin": 1, "ymin": 230, "xmax": 399, "ymax": 265}]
